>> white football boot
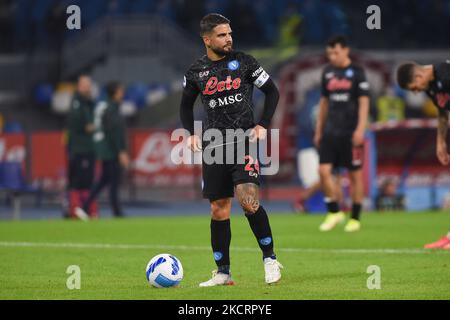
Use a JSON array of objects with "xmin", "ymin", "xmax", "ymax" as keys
[
  {"xmin": 74, "ymin": 207, "xmax": 89, "ymax": 222},
  {"xmin": 264, "ymin": 257, "xmax": 283, "ymax": 284},
  {"xmin": 199, "ymin": 270, "xmax": 234, "ymax": 287},
  {"xmin": 319, "ymin": 212, "xmax": 345, "ymax": 231}
]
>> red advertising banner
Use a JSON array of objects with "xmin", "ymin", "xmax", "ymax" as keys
[
  {"xmin": 129, "ymin": 129, "xmax": 201, "ymax": 187},
  {"xmin": 1, "ymin": 130, "xmax": 201, "ymax": 190},
  {"xmin": 30, "ymin": 131, "xmax": 67, "ymax": 189}
]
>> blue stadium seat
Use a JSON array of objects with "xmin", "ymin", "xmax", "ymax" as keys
[
  {"xmin": 0, "ymin": 162, "xmax": 40, "ymax": 219},
  {"xmin": 0, "ymin": 162, "xmax": 25, "ymax": 190},
  {"xmin": 34, "ymin": 84, "xmax": 54, "ymax": 105},
  {"xmin": 4, "ymin": 122, "xmax": 24, "ymax": 134},
  {"xmin": 125, "ymin": 83, "xmax": 149, "ymax": 108}
]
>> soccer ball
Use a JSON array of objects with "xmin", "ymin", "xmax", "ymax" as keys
[{"xmin": 145, "ymin": 253, "xmax": 183, "ymax": 288}]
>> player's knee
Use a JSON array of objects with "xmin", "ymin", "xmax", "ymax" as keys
[
  {"xmin": 210, "ymin": 200, "xmax": 231, "ymax": 220},
  {"xmin": 239, "ymin": 197, "xmax": 260, "ymax": 214},
  {"xmin": 319, "ymin": 166, "xmax": 332, "ymax": 179}
]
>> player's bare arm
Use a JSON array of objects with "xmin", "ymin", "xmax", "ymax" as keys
[
  {"xmin": 249, "ymin": 125, "xmax": 267, "ymax": 142},
  {"xmin": 436, "ymin": 111, "xmax": 449, "ymax": 165},
  {"xmin": 187, "ymin": 135, "xmax": 202, "ymax": 152},
  {"xmin": 352, "ymin": 96, "xmax": 369, "ymax": 146},
  {"xmin": 314, "ymin": 97, "xmax": 329, "ymax": 147}
]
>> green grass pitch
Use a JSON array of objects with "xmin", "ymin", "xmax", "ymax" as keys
[{"xmin": 0, "ymin": 211, "xmax": 449, "ymax": 300}]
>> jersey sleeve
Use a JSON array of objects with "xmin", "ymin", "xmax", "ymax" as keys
[
  {"xmin": 436, "ymin": 61, "xmax": 450, "ymax": 86},
  {"xmin": 355, "ymin": 68, "xmax": 370, "ymax": 97},
  {"xmin": 245, "ymin": 54, "xmax": 270, "ymax": 89},
  {"xmin": 320, "ymin": 68, "xmax": 329, "ymax": 98},
  {"xmin": 183, "ymin": 68, "xmax": 200, "ymax": 97},
  {"xmin": 180, "ymin": 67, "xmax": 199, "ymax": 135}
]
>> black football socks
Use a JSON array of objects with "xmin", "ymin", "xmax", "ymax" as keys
[
  {"xmin": 326, "ymin": 199, "xmax": 340, "ymax": 213},
  {"xmin": 351, "ymin": 203, "xmax": 362, "ymax": 220},
  {"xmin": 210, "ymin": 219, "xmax": 231, "ymax": 274},
  {"xmin": 245, "ymin": 206, "xmax": 275, "ymax": 259}
]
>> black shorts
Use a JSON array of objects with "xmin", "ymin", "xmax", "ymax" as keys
[
  {"xmin": 68, "ymin": 153, "xmax": 96, "ymax": 189},
  {"xmin": 318, "ymin": 135, "xmax": 364, "ymax": 171},
  {"xmin": 202, "ymin": 138, "xmax": 260, "ymax": 201}
]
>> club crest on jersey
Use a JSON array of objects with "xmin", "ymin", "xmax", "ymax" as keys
[
  {"xmin": 345, "ymin": 68, "xmax": 354, "ymax": 78},
  {"xmin": 228, "ymin": 60, "xmax": 240, "ymax": 71}
]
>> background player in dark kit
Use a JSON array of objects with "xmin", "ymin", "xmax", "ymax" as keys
[
  {"xmin": 314, "ymin": 36, "xmax": 370, "ymax": 232},
  {"xmin": 180, "ymin": 13, "xmax": 283, "ymax": 286},
  {"xmin": 397, "ymin": 60, "xmax": 450, "ymax": 250}
]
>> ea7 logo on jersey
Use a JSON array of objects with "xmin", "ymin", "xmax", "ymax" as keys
[{"xmin": 199, "ymin": 71, "xmax": 209, "ymax": 78}]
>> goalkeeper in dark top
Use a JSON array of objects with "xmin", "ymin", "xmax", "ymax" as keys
[
  {"xmin": 397, "ymin": 60, "xmax": 450, "ymax": 250},
  {"xmin": 180, "ymin": 13, "xmax": 283, "ymax": 286}
]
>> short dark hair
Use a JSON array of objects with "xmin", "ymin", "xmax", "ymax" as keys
[
  {"xmin": 106, "ymin": 81, "xmax": 123, "ymax": 99},
  {"xmin": 396, "ymin": 63, "xmax": 416, "ymax": 89},
  {"xmin": 327, "ymin": 35, "xmax": 349, "ymax": 48},
  {"xmin": 77, "ymin": 74, "xmax": 90, "ymax": 81},
  {"xmin": 200, "ymin": 13, "xmax": 230, "ymax": 36}
]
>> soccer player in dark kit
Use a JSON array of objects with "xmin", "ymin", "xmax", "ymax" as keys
[
  {"xmin": 315, "ymin": 36, "xmax": 370, "ymax": 232},
  {"xmin": 397, "ymin": 60, "xmax": 450, "ymax": 250},
  {"xmin": 180, "ymin": 13, "xmax": 283, "ymax": 286}
]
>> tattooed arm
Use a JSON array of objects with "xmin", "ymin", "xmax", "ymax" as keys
[{"xmin": 436, "ymin": 111, "xmax": 449, "ymax": 165}]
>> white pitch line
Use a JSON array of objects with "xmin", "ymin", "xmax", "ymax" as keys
[{"xmin": 0, "ymin": 241, "xmax": 447, "ymax": 255}]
